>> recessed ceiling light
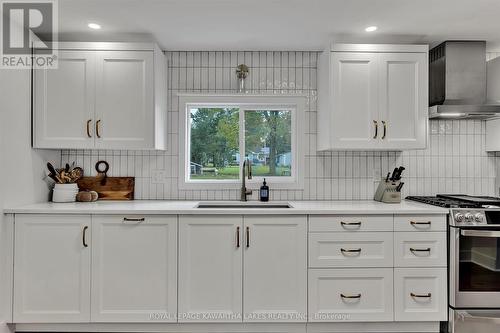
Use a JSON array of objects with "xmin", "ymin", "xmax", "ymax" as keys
[
  {"xmin": 365, "ymin": 26, "xmax": 378, "ymax": 32},
  {"xmin": 88, "ymin": 23, "xmax": 101, "ymax": 30}
]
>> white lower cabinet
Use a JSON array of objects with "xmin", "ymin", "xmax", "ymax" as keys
[
  {"xmin": 309, "ymin": 232, "xmax": 393, "ymax": 268},
  {"xmin": 308, "ymin": 268, "xmax": 394, "ymax": 322},
  {"xmin": 394, "ymin": 232, "xmax": 447, "ymax": 267},
  {"xmin": 243, "ymin": 215, "xmax": 307, "ymax": 322},
  {"xmin": 394, "ymin": 268, "xmax": 447, "ymax": 321},
  {"xmin": 178, "ymin": 215, "xmax": 243, "ymax": 322},
  {"xmin": 91, "ymin": 215, "xmax": 177, "ymax": 322},
  {"xmin": 13, "ymin": 215, "xmax": 91, "ymax": 323}
]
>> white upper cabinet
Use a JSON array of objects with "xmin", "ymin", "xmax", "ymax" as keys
[
  {"xmin": 33, "ymin": 42, "xmax": 166, "ymax": 150},
  {"xmin": 318, "ymin": 44, "xmax": 428, "ymax": 151},
  {"xmin": 33, "ymin": 50, "xmax": 96, "ymax": 149}
]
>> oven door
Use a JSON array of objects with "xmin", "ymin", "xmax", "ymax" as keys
[
  {"xmin": 451, "ymin": 227, "xmax": 500, "ymax": 308},
  {"xmin": 450, "ymin": 309, "xmax": 500, "ymax": 333}
]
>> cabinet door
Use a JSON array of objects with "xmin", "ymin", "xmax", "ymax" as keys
[
  {"xmin": 178, "ymin": 215, "xmax": 243, "ymax": 322},
  {"xmin": 331, "ymin": 52, "xmax": 379, "ymax": 149},
  {"xmin": 95, "ymin": 51, "xmax": 154, "ymax": 149},
  {"xmin": 243, "ymin": 215, "xmax": 307, "ymax": 322},
  {"xmin": 378, "ymin": 53, "xmax": 428, "ymax": 149},
  {"xmin": 33, "ymin": 50, "xmax": 95, "ymax": 148},
  {"xmin": 13, "ymin": 215, "xmax": 91, "ymax": 323},
  {"xmin": 91, "ymin": 215, "xmax": 177, "ymax": 322},
  {"xmin": 394, "ymin": 268, "xmax": 447, "ymax": 321}
]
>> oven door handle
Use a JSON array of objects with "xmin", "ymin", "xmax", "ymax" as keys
[
  {"xmin": 456, "ymin": 310, "xmax": 500, "ymax": 325},
  {"xmin": 460, "ymin": 230, "xmax": 500, "ymax": 238}
]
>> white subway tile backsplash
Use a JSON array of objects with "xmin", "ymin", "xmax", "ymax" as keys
[{"xmin": 60, "ymin": 51, "xmax": 498, "ymax": 200}]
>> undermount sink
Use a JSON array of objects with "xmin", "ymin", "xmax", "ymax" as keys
[{"xmin": 196, "ymin": 202, "xmax": 293, "ymax": 209}]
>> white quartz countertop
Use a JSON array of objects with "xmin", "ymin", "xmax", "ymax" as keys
[{"xmin": 3, "ymin": 200, "xmax": 448, "ymax": 215}]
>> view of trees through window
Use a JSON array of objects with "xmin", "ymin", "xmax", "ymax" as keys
[{"xmin": 189, "ymin": 107, "xmax": 292, "ymax": 180}]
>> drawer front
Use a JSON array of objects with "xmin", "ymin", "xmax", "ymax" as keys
[
  {"xmin": 309, "ymin": 232, "xmax": 393, "ymax": 268},
  {"xmin": 309, "ymin": 215, "xmax": 393, "ymax": 232},
  {"xmin": 394, "ymin": 232, "xmax": 446, "ymax": 267},
  {"xmin": 308, "ymin": 268, "xmax": 393, "ymax": 322},
  {"xmin": 394, "ymin": 268, "xmax": 447, "ymax": 321},
  {"xmin": 394, "ymin": 215, "xmax": 447, "ymax": 232}
]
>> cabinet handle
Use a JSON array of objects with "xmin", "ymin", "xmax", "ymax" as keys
[
  {"xmin": 123, "ymin": 217, "xmax": 145, "ymax": 224},
  {"xmin": 236, "ymin": 227, "xmax": 240, "ymax": 248},
  {"xmin": 373, "ymin": 120, "xmax": 378, "ymax": 139},
  {"xmin": 341, "ymin": 248, "xmax": 362, "ymax": 254},
  {"xmin": 341, "ymin": 293, "xmax": 361, "ymax": 299},
  {"xmin": 410, "ymin": 292, "xmax": 432, "ymax": 298},
  {"xmin": 82, "ymin": 226, "xmax": 88, "ymax": 247},
  {"xmin": 381, "ymin": 120, "xmax": 387, "ymax": 139},
  {"xmin": 86, "ymin": 119, "xmax": 92, "ymax": 138},
  {"xmin": 410, "ymin": 221, "xmax": 432, "ymax": 226},
  {"xmin": 246, "ymin": 226, "xmax": 250, "ymax": 248},
  {"xmin": 340, "ymin": 221, "xmax": 362, "ymax": 228},
  {"xmin": 96, "ymin": 120, "xmax": 101, "ymax": 138},
  {"xmin": 410, "ymin": 247, "xmax": 431, "ymax": 253}
]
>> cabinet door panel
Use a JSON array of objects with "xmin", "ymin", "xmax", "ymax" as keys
[
  {"xmin": 178, "ymin": 216, "xmax": 242, "ymax": 322},
  {"xmin": 33, "ymin": 50, "xmax": 95, "ymax": 148},
  {"xmin": 13, "ymin": 215, "xmax": 91, "ymax": 323},
  {"xmin": 91, "ymin": 216, "xmax": 177, "ymax": 322},
  {"xmin": 331, "ymin": 52, "xmax": 379, "ymax": 149},
  {"xmin": 379, "ymin": 53, "xmax": 428, "ymax": 149},
  {"xmin": 308, "ymin": 268, "xmax": 393, "ymax": 322},
  {"xmin": 243, "ymin": 215, "xmax": 307, "ymax": 322},
  {"xmin": 95, "ymin": 51, "xmax": 154, "ymax": 149}
]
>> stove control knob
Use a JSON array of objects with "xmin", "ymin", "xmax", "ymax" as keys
[
  {"xmin": 454, "ymin": 213, "xmax": 465, "ymax": 223},
  {"xmin": 465, "ymin": 213, "xmax": 474, "ymax": 223},
  {"xmin": 474, "ymin": 213, "xmax": 485, "ymax": 223}
]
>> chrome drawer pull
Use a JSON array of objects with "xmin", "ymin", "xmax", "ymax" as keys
[
  {"xmin": 341, "ymin": 248, "xmax": 362, "ymax": 254},
  {"xmin": 123, "ymin": 217, "xmax": 145, "ymax": 223},
  {"xmin": 410, "ymin": 247, "xmax": 431, "ymax": 253},
  {"xmin": 411, "ymin": 292, "xmax": 432, "ymax": 298},
  {"xmin": 341, "ymin": 293, "xmax": 361, "ymax": 299}
]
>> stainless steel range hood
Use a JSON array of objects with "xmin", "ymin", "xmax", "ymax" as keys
[{"xmin": 429, "ymin": 41, "xmax": 500, "ymax": 119}]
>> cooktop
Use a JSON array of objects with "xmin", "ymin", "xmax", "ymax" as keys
[{"xmin": 406, "ymin": 194, "xmax": 500, "ymax": 208}]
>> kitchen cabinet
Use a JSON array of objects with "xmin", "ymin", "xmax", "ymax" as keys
[
  {"xmin": 394, "ymin": 268, "xmax": 447, "ymax": 321},
  {"xmin": 318, "ymin": 44, "xmax": 428, "ymax": 151},
  {"xmin": 33, "ymin": 50, "xmax": 96, "ymax": 149},
  {"xmin": 33, "ymin": 42, "xmax": 166, "ymax": 150},
  {"xmin": 178, "ymin": 215, "xmax": 243, "ymax": 322},
  {"xmin": 243, "ymin": 215, "xmax": 307, "ymax": 322},
  {"xmin": 13, "ymin": 215, "xmax": 91, "ymax": 323},
  {"xmin": 308, "ymin": 268, "xmax": 394, "ymax": 322},
  {"xmin": 178, "ymin": 215, "xmax": 307, "ymax": 323},
  {"xmin": 91, "ymin": 215, "xmax": 177, "ymax": 322}
]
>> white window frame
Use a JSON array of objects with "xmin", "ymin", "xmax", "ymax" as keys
[{"xmin": 178, "ymin": 94, "xmax": 306, "ymax": 190}]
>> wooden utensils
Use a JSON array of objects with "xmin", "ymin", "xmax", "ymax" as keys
[{"xmin": 47, "ymin": 162, "xmax": 83, "ymax": 184}]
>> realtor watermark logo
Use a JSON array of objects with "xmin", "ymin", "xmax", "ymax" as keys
[{"xmin": 1, "ymin": 0, "xmax": 58, "ymax": 69}]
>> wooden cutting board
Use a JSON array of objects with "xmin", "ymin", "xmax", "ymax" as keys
[{"xmin": 77, "ymin": 177, "xmax": 135, "ymax": 200}]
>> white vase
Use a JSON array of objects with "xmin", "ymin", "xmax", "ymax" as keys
[{"xmin": 52, "ymin": 183, "xmax": 79, "ymax": 203}]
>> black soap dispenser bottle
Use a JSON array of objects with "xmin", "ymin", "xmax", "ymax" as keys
[{"xmin": 259, "ymin": 178, "xmax": 269, "ymax": 202}]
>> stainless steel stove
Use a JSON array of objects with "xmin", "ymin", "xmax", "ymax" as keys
[{"xmin": 407, "ymin": 194, "xmax": 500, "ymax": 333}]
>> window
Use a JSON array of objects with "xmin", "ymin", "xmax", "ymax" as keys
[{"xmin": 179, "ymin": 95, "xmax": 305, "ymax": 189}]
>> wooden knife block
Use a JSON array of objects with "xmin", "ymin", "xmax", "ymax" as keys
[{"xmin": 374, "ymin": 178, "xmax": 401, "ymax": 203}]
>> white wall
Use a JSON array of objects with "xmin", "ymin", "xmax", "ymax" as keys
[
  {"xmin": 62, "ymin": 51, "xmax": 496, "ymax": 200},
  {"xmin": 0, "ymin": 68, "xmax": 60, "ymax": 322}
]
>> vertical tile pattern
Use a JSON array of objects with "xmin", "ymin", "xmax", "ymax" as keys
[{"xmin": 61, "ymin": 51, "xmax": 498, "ymax": 200}]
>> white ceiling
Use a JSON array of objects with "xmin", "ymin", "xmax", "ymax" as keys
[{"xmin": 57, "ymin": 0, "xmax": 500, "ymax": 51}]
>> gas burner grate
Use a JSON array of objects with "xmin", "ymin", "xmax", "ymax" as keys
[{"xmin": 405, "ymin": 196, "xmax": 481, "ymax": 208}]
